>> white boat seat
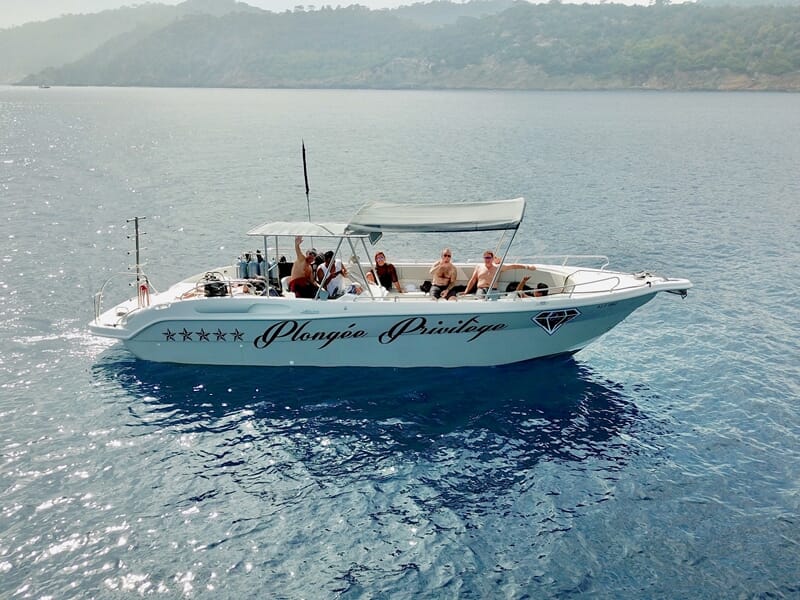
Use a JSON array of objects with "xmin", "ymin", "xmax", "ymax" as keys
[{"xmin": 280, "ymin": 275, "xmax": 296, "ymax": 298}]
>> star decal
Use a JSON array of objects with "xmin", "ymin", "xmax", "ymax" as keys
[{"xmin": 162, "ymin": 327, "xmax": 245, "ymax": 342}]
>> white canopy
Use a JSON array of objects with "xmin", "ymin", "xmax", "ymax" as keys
[
  {"xmin": 246, "ymin": 221, "xmax": 382, "ymax": 245},
  {"xmin": 247, "ymin": 221, "xmax": 351, "ymax": 237},
  {"xmin": 345, "ymin": 197, "xmax": 526, "ymax": 234}
]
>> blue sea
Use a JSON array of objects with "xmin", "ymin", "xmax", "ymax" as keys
[{"xmin": 1, "ymin": 86, "xmax": 799, "ymax": 598}]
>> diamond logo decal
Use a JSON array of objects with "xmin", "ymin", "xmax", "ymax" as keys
[{"xmin": 533, "ymin": 308, "xmax": 581, "ymax": 335}]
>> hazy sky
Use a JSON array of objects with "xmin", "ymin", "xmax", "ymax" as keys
[
  {"xmin": 0, "ymin": 0, "xmax": 650, "ymax": 29},
  {"xmin": 0, "ymin": 1, "xmax": 406, "ymax": 29}
]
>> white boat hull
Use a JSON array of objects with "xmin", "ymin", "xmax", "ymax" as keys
[
  {"xmin": 89, "ymin": 196, "xmax": 692, "ymax": 368},
  {"xmin": 90, "ymin": 281, "xmax": 674, "ymax": 367}
]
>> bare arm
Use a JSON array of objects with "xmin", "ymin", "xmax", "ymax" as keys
[
  {"xmin": 516, "ymin": 275, "xmax": 532, "ymax": 297},
  {"xmin": 500, "ymin": 263, "xmax": 536, "ymax": 272},
  {"xmin": 390, "ymin": 265, "xmax": 403, "ymax": 293},
  {"xmin": 463, "ymin": 267, "xmax": 478, "ymax": 295},
  {"xmin": 294, "ymin": 236, "xmax": 305, "ymax": 261}
]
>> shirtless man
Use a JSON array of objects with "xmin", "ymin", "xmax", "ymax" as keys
[
  {"xmin": 464, "ymin": 250, "xmax": 536, "ymax": 297},
  {"xmin": 429, "ymin": 248, "xmax": 458, "ymax": 299},
  {"xmin": 289, "ymin": 236, "xmax": 319, "ymax": 298}
]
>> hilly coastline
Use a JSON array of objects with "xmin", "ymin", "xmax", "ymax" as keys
[{"xmin": 4, "ymin": 0, "xmax": 800, "ymax": 91}]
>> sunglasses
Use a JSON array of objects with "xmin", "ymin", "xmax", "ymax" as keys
[
  {"xmin": 483, "ymin": 255, "xmax": 493, "ymax": 260},
  {"xmin": 442, "ymin": 253, "xmax": 451, "ymax": 257},
  {"xmin": 376, "ymin": 255, "xmax": 385, "ymax": 261}
]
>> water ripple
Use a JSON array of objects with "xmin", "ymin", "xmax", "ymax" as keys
[{"xmin": 2, "ymin": 88, "xmax": 799, "ymax": 597}]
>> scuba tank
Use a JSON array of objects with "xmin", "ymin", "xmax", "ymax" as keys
[
  {"xmin": 238, "ymin": 254, "xmax": 249, "ymax": 279},
  {"xmin": 247, "ymin": 252, "xmax": 258, "ymax": 278},
  {"xmin": 256, "ymin": 249, "xmax": 265, "ymax": 277}
]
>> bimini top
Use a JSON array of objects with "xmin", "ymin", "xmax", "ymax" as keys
[
  {"xmin": 248, "ymin": 221, "xmax": 351, "ymax": 238},
  {"xmin": 345, "ymin": 197, "xmax": 526, "ymax": 234},
  {"xmin": 247, "ymin": 221, "xmax": 383, "ymax": 244}
]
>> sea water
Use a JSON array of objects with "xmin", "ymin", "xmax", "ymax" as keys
[{"xmin": 1, "ymin": 86, "xmax": 798, "ymax": 598}]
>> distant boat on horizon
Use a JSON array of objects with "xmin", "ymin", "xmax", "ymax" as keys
[{"xmin": 38, "ymin": 84, "xmax": 50, "ymax": 89}]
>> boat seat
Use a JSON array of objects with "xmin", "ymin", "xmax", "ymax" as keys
[{"xmin": 280, "ymin": 276, "xmax": 296, "ymax": 298}]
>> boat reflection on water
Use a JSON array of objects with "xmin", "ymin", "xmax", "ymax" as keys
[
  {"xmin": 93, "ymin": 348, "xmax": 645, "ymax": 469},
  {"xmin": 92, "ymin": 351, "xmax": 657, "ymax": 524},
  {"xmin": 89, "ymin": 351, "xmax": 661, "ymax": 593}
]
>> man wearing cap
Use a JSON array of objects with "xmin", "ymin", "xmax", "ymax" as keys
[{"xmin": 289, "ymin": 236, "xmax": 321, "ymax": 298}]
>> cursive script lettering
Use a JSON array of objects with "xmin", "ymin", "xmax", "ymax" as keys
[
  {"xmin": 378, "ymin": 316, "xmax": 505, "ymax": 345},
  {"xmin": 254, "ymin": 320, "xmax": 367, "ymax": 350},
  {"xmin": 253, "ymin": 316, "xmax": 507, "ymax": 351}
]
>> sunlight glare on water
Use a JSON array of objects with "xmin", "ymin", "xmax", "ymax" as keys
[{"xmin": 0, "ymin": 86, "xmax": 798, "ymax": 598}]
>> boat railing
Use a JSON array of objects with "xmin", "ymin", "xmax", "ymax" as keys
[
  {"xmin": 526, "ymin": 254, "xmax": 610, "ymax": 269},
  {"xmin": 482, "ymin": 271, "xmax": 629, "ymax": 300},
  {"xmin": 93, "ymin": 271, "xmax": 157, "ymax": 321},
  {"xmin": 559, "ymin": 272, "xmax": 671, "ymax": 298},
  {"xmin": 177, "ymin": 274, "xmax": 272, "ymax": 299},
  {"xmin": 387, "ymin": 254, "xmax": 609, "ymax": 269},
  {"xmin": 561, "ymin": 273, "xmax": 622, "ymax": 298}
]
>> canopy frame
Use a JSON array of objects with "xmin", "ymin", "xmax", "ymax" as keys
[{"xmin": 245, "ymin": 198, "xmax": 526, "ymax": 301}]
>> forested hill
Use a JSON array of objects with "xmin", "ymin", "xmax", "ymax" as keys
[
  {"xmin": 16, "ymin": 3, "xmax": 800, "ymax": 91},
  {"xmin": 0, "ymin": 0, "xmax": 264, "ymax": 84}
]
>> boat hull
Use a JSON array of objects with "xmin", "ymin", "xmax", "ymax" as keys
[{"xmin": 96, "ymin": 292, "xmax": 659, "ymax": 368}]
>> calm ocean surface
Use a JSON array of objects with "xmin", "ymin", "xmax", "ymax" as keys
[{"xmin": 1, "ymin": 86, "xmax": 799, "ymax": 598}]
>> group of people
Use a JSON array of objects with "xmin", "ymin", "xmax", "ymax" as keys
[
  {"xmin": 429, "ymin": 248, "xmax": 541, "ymax": 300},
  {"xmin": 288, "ymin": 237, "xmax": 362, "ymax": 299},
  {"xmin": 289, "ymin": 237, "xmax": 546, "ymax": 300}
]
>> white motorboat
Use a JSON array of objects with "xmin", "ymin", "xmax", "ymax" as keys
[{"xmin": 89, "ymin": 198, "xmax": 691, "ymax": 367}]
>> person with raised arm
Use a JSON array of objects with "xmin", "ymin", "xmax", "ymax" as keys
[{"xmin": 288, "ymin": 236, "xmax": 320, "ymax": 298}]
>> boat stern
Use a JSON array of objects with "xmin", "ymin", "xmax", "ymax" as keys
[{"xmin": 89, "ymin": 301, "xmax": 139, "ymax": 340}]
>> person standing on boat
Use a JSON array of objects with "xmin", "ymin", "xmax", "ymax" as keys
[
  {"xmin": 289, "ymin": 236, "xmax": 320, "ymax": 298},
  {"xmin": 463, "ymin": 250, "xmax": 536, "ymax": 297},
  {"xmin": 429, "ymin": 248, "xmax": 458, "ymax": 299},
  {"xmin": 366, "ymin": 251, "xmax": 403, "ymax": 293}
]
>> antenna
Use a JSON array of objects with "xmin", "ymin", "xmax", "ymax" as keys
[
  {"xmin": 302, "ymin": 140, "xmax": 311, "ymax": 221},
  {"xmin": 126, "ymin": 216, "xmax": 146, "ymax": 286}
]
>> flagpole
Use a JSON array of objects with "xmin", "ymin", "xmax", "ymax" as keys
[{"xmin": 302, "ymin": 140, "xmax": 311, "ymax": 222}]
